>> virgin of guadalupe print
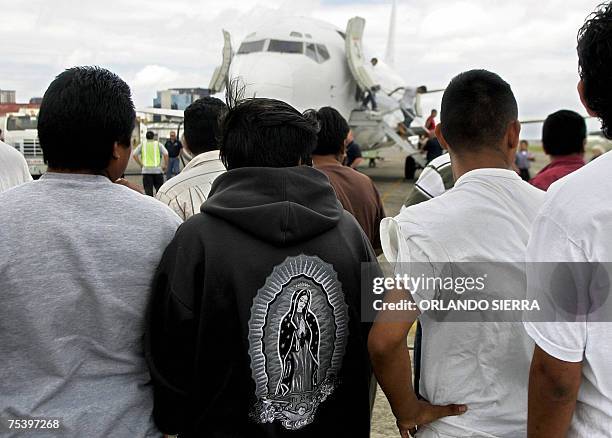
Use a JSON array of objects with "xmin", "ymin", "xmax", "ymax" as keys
[{"xmin": 248, "ymin": 255, "xmax": 349, "ymax": 430}]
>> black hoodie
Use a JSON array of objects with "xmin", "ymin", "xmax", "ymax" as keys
[{"xmin": 146, "ymin": 166, "xmax": 381, "ymax": 438}]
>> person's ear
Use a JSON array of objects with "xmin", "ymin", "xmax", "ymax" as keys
[
  {"xmin": 112, "ymin": 142, "xmax": 121, "ymax": 160},
  {"xmin": 505, "ymin": 120, "xmax": 521, "ymax": 153},
  {"xmin": 578, "ymin": 80, "xmax": 598, "ymax": 117},
  {"xmin": 435, "ymin": 124, "xmax": 450, "ymax": 151}
]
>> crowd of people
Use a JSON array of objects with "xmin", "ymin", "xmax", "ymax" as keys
[{"xmin": 1, "ymin": 2, "xmax": 611, "ymax": 438}]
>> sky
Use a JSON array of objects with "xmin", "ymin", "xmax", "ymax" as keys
[{"xmin": 0, "ymin": 0, "xmax": 604, "ymax": 137}]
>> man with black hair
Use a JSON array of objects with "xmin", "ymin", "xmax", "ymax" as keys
[
  {"xmin": 530, "ymin": 109, "xmax": 586, "ymax": 191},
  {"xmin": 524, "ymin": 3, "xmax": 612, "ymax": 436},
  {"xmin": 515, "ymin": 139, "xmax": 535, "ymax": 181},
  {"xmin": 133, "ymin": 130, "xmax": 169, "ymax": 196},
  {"xmin": 147, "ymin": 97, "xmax": 378, "ymax": 437},
  {"xmin": 312, "ymin": 106, "xmax": 385, "ymax": 253},
  {"xmin": 372, "ymin": 69, "xmax": 545, "ymax": 437},
  {"xmin": 156, "ymin": 97, "xmax": 227, "ymax": 220},
  {"xmin": 0, "ymin": 66, "xmax": 181, "ymax": 436}
]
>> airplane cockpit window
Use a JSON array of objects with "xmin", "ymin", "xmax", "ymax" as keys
[
  {"xmin": 268, "ymin": 39, "xmax": 303, "ymax": 54},
  {"xmin": 305, "ymin": 43, "xmax": 318, "ymax": 62},
  {"xmin": 237, "ymin": 39, "xmax": 265, "ymax": 54},
  {"xmin": 316, "ymin": 44, "xmax": 330, "ymax": 61},
  {"xmin": 290, "ymin": 31, "xmax": 303, "ymax": 37},
  {"xmin": 305, "ymin": 43, "xmax": 330, "ymax": 63}
]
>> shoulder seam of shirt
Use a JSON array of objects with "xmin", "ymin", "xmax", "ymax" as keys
[{"xmin": 536, "ymin": 212, "xmax": 587, "ymax": 257}]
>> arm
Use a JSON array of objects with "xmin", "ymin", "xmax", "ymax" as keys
[
  {"xmin": 368, "ymin": 290, "xmax": 467, "ymax": 437},
  {"xmin": 350, "ymin": 157, "xmax": 364, "ymax": 168},
  {"xmin": 145, "ymin": 226, "xmax": 203, "ymax": 435},
  {"xmin": 528, "ymin": 345, "xmax": 582, "ymax": 438},
  {"xmin": 161, "ymin": 143, "xmax": 169, "ymax": 170},
  {"xmin": 133, "ymin": 145, "xmax": 143, "ymax": 167},
  {"xmin": 133, "ymin": 153, "xmax": 142, "ymax": 167}
]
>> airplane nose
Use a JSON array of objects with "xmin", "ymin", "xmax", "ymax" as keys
[{"xmin": 230, "ymin": 55, "xmax": 294, "ymax": 102}]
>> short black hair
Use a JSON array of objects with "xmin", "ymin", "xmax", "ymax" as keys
[
  {"xmin": 146, "ymin": 131, "xmax": 155, "ymax": 140},
  {"xmin": 219, "ymin": 97, "xmax": 318, "ymax": 170},
  {"xmin": 542, "ymin": 110, "xmax": 587, "ymax": 156},
  {"xmin": 184, "ymin": 97, "xmax": 227, "ymax": 155},
  {"xmin": 440, "ymin": 69, "xmax": 518, "ymax": 154},
  {"xmin": 38, "ymin": 66, "xmax": 135, "ymax": 171},
  {"xmin": 312, "ymin": 106, "xmax": 349, "ymax": 156},
  {"xmin": 578, "ymin": 2, "xmax": 612, "ymax": 139}
]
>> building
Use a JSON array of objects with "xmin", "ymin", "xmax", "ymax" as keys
[
  {"xmin": 153, "ymin": 88, "xmax": 212, "ymax": 110},
  {"xmin": 0, "ymin": 89, "xmax": 16, "ymax": 104},
  {"xmin": 0, "ymin": 103, "xmax": 40, "ymax": 117}
]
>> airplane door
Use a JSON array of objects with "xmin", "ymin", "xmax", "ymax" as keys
[
  {"xmin": 344, "ymin": 17, "xmax": 377, "ymax": 92},
  {"xmin": 209, "ymin": 30, "xmax": 233, "ymax": 94}
]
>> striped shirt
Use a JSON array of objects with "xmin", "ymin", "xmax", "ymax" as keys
[
  {"xmin": 155, "ymin": 150, "xmax": 226, "ymax": 220},
  {"xmin": 403, "ymin": 152, "xmax": 453, "ymax": 208}
]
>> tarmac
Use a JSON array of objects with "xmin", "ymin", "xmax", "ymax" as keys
[{"xmin": 360, "ymin": 147, "xmax": 414, "ymax": 437}]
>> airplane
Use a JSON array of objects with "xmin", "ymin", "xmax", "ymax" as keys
[
  {"xmin": 139, "ymin": 0, "xmax": 441, "ymax": 179},
  {"xmin": 138, "ymin": 3, "xmax": 609, "ymax": 178}
]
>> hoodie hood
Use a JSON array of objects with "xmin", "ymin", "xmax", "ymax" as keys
[{"xmin": 202, "ymin": 166, "xmax": 343, "ymax": 246}]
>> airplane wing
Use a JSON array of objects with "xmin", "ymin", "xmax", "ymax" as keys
[{"xmin": 137, "ymin": 108, "xmax": 185, "ymax": 118}]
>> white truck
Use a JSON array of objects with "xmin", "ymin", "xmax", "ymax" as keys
[{"xmin": 2, "ymin": 109, "xmax": 46, "ymax": 177}]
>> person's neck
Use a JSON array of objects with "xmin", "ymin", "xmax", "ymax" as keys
[
  {"xmin": 450, "ymin": 151, "xmax": 513, "ymax": 181},
  {"xmin": 47, "ymin": 167, "xmax": 112, "ymax": 180},
  {"xmin": 47, "ymin": 167, "xmax": 97, "ymax": 175},
  {"xmin": 312, "ymin": 154, "xmax": 342, "ymax": 166},
  {"xmin": 550, "ymin": 153, "xmax": 584, "ymax": 162}
]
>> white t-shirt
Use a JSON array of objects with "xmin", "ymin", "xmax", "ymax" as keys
[
  {"xmin": 381, "ymin": 168, "xmax": 545, "ymax": 437},
  {"xmin": 523, "ymin": 151, "xmax": 612, "ymax": 437},
  {"xmin": 0, "ymin": 141, "xmax": 32, "ymax": 193}
]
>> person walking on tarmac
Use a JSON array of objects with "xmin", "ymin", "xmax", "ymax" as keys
[{"xmin": 133, "ymin": 130, "xmax": 169, "ymax": 196}]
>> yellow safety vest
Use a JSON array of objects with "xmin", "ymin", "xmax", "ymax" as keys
[{"xmin": 142, "ymin": 140, "xmax": 161, "ymax": 167}]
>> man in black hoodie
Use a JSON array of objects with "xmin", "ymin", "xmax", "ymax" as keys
[{"xmin": 146, "ymin": 97, "xmax": 380, "ymax": 437}]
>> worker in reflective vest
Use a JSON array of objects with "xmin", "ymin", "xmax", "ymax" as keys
[{"xmin": 133, "ymin": 130, "xmax": 169, "ymax": 196}]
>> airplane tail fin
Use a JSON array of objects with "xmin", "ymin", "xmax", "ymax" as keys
[{"xmin": 384, "ymin": 0, "xmax": 397, "ymax": 66}]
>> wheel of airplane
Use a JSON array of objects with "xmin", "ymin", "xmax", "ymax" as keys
[{"xmin": 404, "ymin": 156, "xmax": 417, "ymax": 180}]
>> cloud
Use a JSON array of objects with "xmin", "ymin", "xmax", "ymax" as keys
[{"xmin": 0, "ymin": 0, "xmax": 604, "ymax": 137}]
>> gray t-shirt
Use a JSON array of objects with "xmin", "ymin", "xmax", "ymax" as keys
[{"xmin": 0, "ymin": 173, "xmax": 181, "ymax": 437}]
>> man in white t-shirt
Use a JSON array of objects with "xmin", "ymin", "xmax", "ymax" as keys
[
  {"xmin": 369, "ymin": 69, "xmax": 545, "ymax": 437},
  {"xmin": 0, "ymin": 140, "xmax": 32, "ymax": 192},
  {"xmin": 523, "ymin": 3, "xmax": 612, "ymax": 436}
]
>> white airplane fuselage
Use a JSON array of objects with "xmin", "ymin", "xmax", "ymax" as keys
[{"xmin": 229, "ymin": 17, "xmax": 356, "ymax": 120}]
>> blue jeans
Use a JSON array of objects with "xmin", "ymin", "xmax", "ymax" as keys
[{"xmin": 166, "ymin": 156, "xmax": 180, "ymax": 179}]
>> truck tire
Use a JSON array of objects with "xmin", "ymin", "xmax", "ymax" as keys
[{"xmin": 404, "ymin": 156, "xmax": 417, "ymax": 180}]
